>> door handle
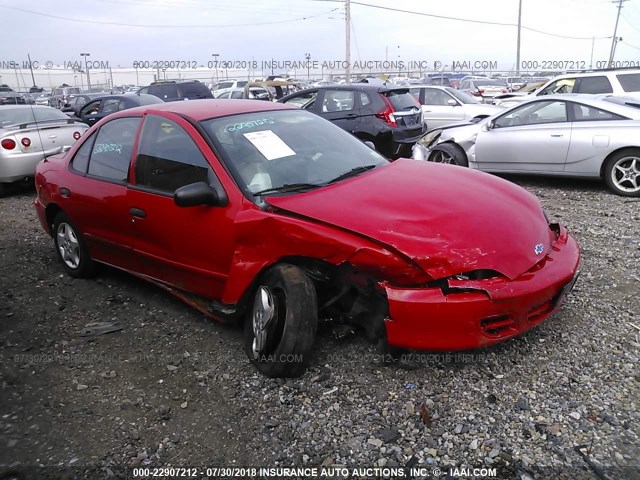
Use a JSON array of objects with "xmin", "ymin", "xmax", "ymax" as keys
[
  {"xmin": 550, "ymin": 134, "xmax": 564, "ymax": 137},
  {"xmin": 129, "ymin": 207, "xmax": 146, "ymax": 218}
]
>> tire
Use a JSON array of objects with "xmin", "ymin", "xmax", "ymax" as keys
[
  {"xmin": 427, "ymin": 143, "xmax": 469, "ymax": 167},
  {"xmin": 0, "ymin": 183, "xmax": 8, "ymax": 198},
  {"xmin": 52, "ymin": 212, "xmax": 97, "ymax": 278},
  {"xmin": 603, "ymin": 150, "xmax": 640, "ymax": 197},
  {"xmin": 243, "ymin": 264, "xmax": 318, "ymax": 378}
]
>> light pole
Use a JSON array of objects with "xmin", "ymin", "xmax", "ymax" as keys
[
  {"xmin": 211, "ymin": 53, "xmax": 219, "ymax": 83},
  {"xmin": 80, "ymin": 53, "xmax": 91, "ymax": 91}
]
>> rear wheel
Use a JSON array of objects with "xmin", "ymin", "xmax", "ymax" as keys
[
  {"xmin": 603, "ymin": 150, "xmax": 640, "ymax": 197},
  {"xmin": 0, "ymin": 183, "xmax": 8, "ymax": 198},
  {"xmin": 52, "ymin": 212, "xmax": 97, "ymax": 278},
  {"xmin": 427, "ymin": 143, "xmax": 468, "ymax": 167},
  {"xmin": 243, "ymin": 264, "xmax": 318, "ymax": 378}
]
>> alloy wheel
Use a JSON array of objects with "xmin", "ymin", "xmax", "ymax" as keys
[
  {"xmin": 611, "ymin": 156, "xmax": 640, "ymax": 193},
  {"xmin": 56, "ymin": 222, "xmax": 81, "ymax": 269}
]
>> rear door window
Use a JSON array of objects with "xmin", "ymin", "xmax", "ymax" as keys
[
  {"xmin": 87, "ymin": 117, "xmax": 141, "ymax": 181},
  {"xmin": 570, "ymin": 102, "xmax": 625, "ymax": 121},
  {"xmin": 576, "ymin": 76, "xmax": 613, "ymax": 94},
  {"xmin": 178, "ymin": 83, "xmax": 212, "ymax": 99},
  {"xmin": 149, "ymin": 84, "xmax": 179, "ymax": 100},
  {"xmin": 616, "ymin": 73, "xmax": 640, "ymax": 92},
  {"xmin": 322, "ymin": 90, "xmax": 355, "ymax": 112}
]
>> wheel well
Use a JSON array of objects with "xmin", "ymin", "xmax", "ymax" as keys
[
  {"xmin": 45, "ymin": 204, "xmax": 62, "ymax": 235},
  {"xmin": 599, "ymin": 147, "xmax": 640, "ymax": 178},
  {"xmin": 248, "ymin": 256, "xmax": 389, "ymax": 342}
]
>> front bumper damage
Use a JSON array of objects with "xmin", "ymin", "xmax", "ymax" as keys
[{"xmin": 382, "ymin": 225, "xmax": 580, "ymax": 350}]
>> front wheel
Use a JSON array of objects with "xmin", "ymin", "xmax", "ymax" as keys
[
  {"xmin": 53, "ymin": 212, "xmax": 97, "ymax": 278},
  {"xmin": 603, "ymin": 151, "xmax": 640, "ymax": 197},
  {"xmin": 243, "ymin": 264, "xmax": 318, "ymax": 378},
  {"xmin": 427, "ymin": 143, "xmax": 469, "ymax": 167}
]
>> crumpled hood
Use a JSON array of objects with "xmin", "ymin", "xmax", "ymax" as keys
[{"xmin": 267, "ymin": 159, "xmax": 552, "ymax": 280}]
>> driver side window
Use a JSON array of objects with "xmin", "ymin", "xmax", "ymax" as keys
[
  {"xmin": 284, "ymin": 91, "xmax": 317, "ymax": 109},
  {"xmin": 135, "ymin": 115, "xmax": 212, "ymax": 194},
  {"xmin": 81, "ymin": 100, "xmax": 101, "ymax": 116},
  {"xmin": 539, "ymin": 78, "xmax": 576, "ymax": 96},
  {"xmin": 493, "ymin": 101, "xmax": 568, "ymax": 128}
]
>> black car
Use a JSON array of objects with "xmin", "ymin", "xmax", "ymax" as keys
[
  {"xmin": 0, "ymin": 91, "xmax": 26, "ymax": 105},
  {"xmin": 62, "ymin": 93, "xmax": 107, "ymax": 116},
  {"xmin": 70, "ymin": 94, "xmax": 164, "ymax": 126},
  {"xmin": 279, "ymin": 84, "xmax": 425, "ymax": 158},
  {"xmin": 138, "ymin": 80, "xmax": 213, "ymax": 102}
]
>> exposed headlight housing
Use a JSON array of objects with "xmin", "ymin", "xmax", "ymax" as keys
[{"xmin": 417, "ymin": 129, "xmax": 442, "ymax": 148}]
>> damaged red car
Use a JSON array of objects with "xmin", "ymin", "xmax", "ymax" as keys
[{"xmin": 34, "ymin": 100, "xmax": 580, "ymax": 377}]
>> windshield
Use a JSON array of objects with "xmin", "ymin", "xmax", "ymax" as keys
[
  {"xmin": 446, "ymin": 87, "xmax": 480, "ymax": 104},
  {"xmin": 200, "ymin": 109, "xmax": 387, "ymax": 196},
  {"xmin": 0, "ymin": 107, "xmax": 69, "ymax": 127}
]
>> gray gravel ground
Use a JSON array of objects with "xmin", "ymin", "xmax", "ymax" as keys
[{"xmin": 0, "ymin": 176, "xmax": 638, "ymax": 480}]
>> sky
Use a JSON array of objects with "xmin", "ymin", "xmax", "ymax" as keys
[{"xmin": 1, "ymin": 0, "xmax": 640, "ymax": 82}]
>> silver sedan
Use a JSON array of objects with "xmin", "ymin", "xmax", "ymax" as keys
[
  {"xmin": 412, "ymin": 94, "xmax": 640, "ymax": 197},
  {"xmin": 0, "ymin": 105, "xmax": 88, "ymax": 196},
  {"xmin": 409, "ymin": 86, "xmax": 503, "ymax": 129}
]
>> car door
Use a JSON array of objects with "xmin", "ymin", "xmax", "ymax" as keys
[
  {"xmin": 126, "ymin": 113, "xmax": 236, "ymax": 299},
  {"xmin": 474, "ymin": 100, "xmax": 571, "ymax": 172},
  {"xmin": 62, "ymin": 117, "xmax": 142, "ymax": 270},
  {"xmin": 317, "ymin": 89, "xmax": 359, "ymax": 133},
  {"xmin": 564, "ymin": 101, "xmax": 625, "ymax": 175},
  {"xmin": 422, "ymin": 87, "xmax": 465, "ymax": 128}
]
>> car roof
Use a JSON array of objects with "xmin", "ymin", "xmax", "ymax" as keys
[
  {"xmin": 515, "ymin": 93, "xmax": 640, "ymax": 119},
  {"xmin": 104, "ymin": 98, "xmax": 295, "ymax": 121},
  {"xmin": 553, "ymin": 68, "xmax": 640, "ymax": 79},
  {"xmin": 313, "ymin": 83, "xmax": 408, "ymax": 93}
]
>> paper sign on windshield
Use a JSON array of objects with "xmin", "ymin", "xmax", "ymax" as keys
[{"xmin": 243, "ymin": 130, "xmax": 295, "ymax": 160}]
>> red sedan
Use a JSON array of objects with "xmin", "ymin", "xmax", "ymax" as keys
[{"xmin": 34, "ymin": 100, "xmax": 580, "ymax": 377}]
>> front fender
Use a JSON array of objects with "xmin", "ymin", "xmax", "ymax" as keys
[{"xmin": 221, "ymin": 208, "xmax": 427, "ymax": 304}]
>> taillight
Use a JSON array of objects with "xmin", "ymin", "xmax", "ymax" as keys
[
  {"xmin": 73, "ymin": 131, "xmax": 81, "ymax": 140},
  {"xmin": 376, "ymin": 95, "xmax": 397, "ymax": 127},
  {"xmin": 1, "ymin": 139, "xmax": 16, "ymax": 150},
  {"xmin": 21, "ymin": 137, "xmax": 31, "ymax": 147}
]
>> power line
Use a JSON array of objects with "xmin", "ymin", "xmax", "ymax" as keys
[
  {"xmin": 314, "ymin": 0, "xmax": 612, "ymax": 40},
  {"xmin": 0, "ymin": 4, "xmax": 338, "ymax": 28},
  {"xmin": 620, "ymin": 39, "xmax": 640, "ymax": 50},
  {"xmin": 88, "ymin": 0, "xmax": 328, "ymax": 16}
]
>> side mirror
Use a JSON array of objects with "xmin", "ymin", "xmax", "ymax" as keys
[
  {"xmin": 485, "ymin": 120, "xmax": 495, "ymax": 131},
  {"xmin": 174, "ymin": 181, "xmax": 220, "ymax": 207},
  {"xmin": 447, "ymin": 99, "xmax": 458, "ymax": 106},
  {"xmin": 363, "ymin": 140, "xmax": 376, "ymax": 150}
]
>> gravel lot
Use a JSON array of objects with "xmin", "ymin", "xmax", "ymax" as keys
[{"xmin": 0, "ymin": 176, "xmax": 638, "ymax": 480}]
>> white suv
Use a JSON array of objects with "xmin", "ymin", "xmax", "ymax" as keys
[{"xmin": 493, "ymin": 69, "xmax": 640, "ymax": 106}]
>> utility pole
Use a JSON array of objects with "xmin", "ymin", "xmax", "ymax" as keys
[
  {"xmin": 345, "ymin": 0, "xmax": 351, "ymax": 83},
  {"xmin": 27, "ymin": 53, "xmax": 37, "ymax": 88},
  {"xmin": 516, "ymin": 0, "xmax": 522, "ymax": 75},
  {"xmin": 608, "ymin": 0, "xmax": 626, "ymax": 67},
  {"xmin": 590, "ymin": 36, "xmax": 595, "ymax": 69},
  {"xmin": 80, "ymin": 53, "xmax": 91, "ymax": 91}
]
